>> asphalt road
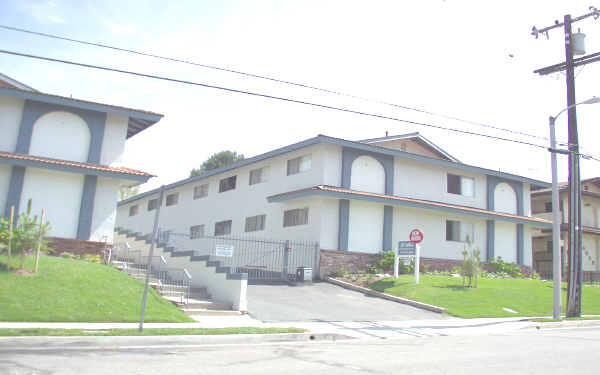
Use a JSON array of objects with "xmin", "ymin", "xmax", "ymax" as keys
[
  {"xmin": 2, "ymin": 326, "xmax": 599, "ymax": 374},
  {"xmin": 246, "ymin": 281, "xmax": 445, "ymax": 321}
]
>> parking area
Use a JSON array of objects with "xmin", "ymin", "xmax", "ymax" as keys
[{"xmin": 246, "ymin": 281, "xmax": 447, "ymax": 322}]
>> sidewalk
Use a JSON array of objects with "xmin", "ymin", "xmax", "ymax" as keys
[{"xmin": 4, "ymin": 316, "xmax": 597, "ymax": 340}]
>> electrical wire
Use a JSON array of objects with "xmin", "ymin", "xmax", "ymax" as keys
[
  {"xmin": 0, "ymin": 24, "xmax": 564, "ymax": 145},
  {"xmin": 0, "ymin": 48, "xmax": 557, "ymax": 152}
]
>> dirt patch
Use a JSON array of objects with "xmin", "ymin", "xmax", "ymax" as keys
[
  {"xmin": 335, "ymin": 273, "xmax": 390, "ymax": 288},
  {"xmin": 12, "ymin": 269, "xmax": 35, "ymax": 277}
]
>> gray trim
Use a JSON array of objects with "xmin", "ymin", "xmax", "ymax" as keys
[
  {"xmin": 383, "ymin": 205, "xmax": 393, "ymax": 250},
  {"xmin": 338, "ymin": 199, "xmax": 350, "ymax": 251},
  {"xmin": 342, "ymin": 147, "xmax": 394, "ymax": 195},
  {"xmin": 486, "ymin": 220, "xmax": 495, "ymax": 260},
  {"xmin": 0, "ymin": 87, "xmax": 162, "ymax": 138},
  {"xmin": 517, "ymin": 224, "xmax": 524, "ymax": 265},
  {"xmin": 16, "ymin": 100, "xmax": 107, "ymax": 164},
  {"xmin": 119, "ymin": 134, "xmax": 551, "ymax": 206},
  {"xmin": 360, "ymin": 132, "xmax": 460, "ymax": 163},
  {"xmin": 76, "ymin": 175, "xmax": 97, "ymax": 240},
  {"xmin": 0, "ymin": 73, "xmax": 38, "ymax": 92},
  {"xmin": 4, "ymin": 166, "xmax": 25, "ymax": 217},
  {"xmin": 0, "ymin": 157, "xmax": 151, "ymax": 182},
  {"xmin": 268, "ymin": 188, "xmax": 552, "ymax": 228}
]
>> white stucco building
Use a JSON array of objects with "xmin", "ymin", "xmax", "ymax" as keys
[
  {"xmin": 0, "ymin": 73, "xmax": 162, "ymax": 243},
  {"xmin": 116, "ymin": 133, "xmax": 551, "ymax": 267}
]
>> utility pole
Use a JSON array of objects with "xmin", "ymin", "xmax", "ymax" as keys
[{"xmin": 532, "ymin": 7, "xmax": 599, "ymax": 317}]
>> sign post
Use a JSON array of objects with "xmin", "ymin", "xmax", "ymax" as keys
[
  {"xmin": 409, "ymin": 229, "xmax": 423, "ymax": 285},
  {"xmin": 396, "ymin": 229, "xmax": 423, "ymax": 284}
]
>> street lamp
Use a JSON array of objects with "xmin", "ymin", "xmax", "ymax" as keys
[{"xmin": 548, "ymin": 96, "xmax": 600, "ymax": 319}]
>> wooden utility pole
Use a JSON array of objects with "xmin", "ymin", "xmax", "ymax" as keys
[{"xmin": 533, "ymin": 7, "xmax": 600, "ymax": 317}]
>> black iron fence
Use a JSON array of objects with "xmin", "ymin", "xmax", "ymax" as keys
[{"xmin": 159, "ymin": 230, "xmax": 319, "ymax": 281}]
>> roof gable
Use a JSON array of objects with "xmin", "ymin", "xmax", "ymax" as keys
[{"xmin": 359, "ymin": 133, "xmax": 459, "ymax": 162}]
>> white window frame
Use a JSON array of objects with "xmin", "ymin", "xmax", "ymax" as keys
[
  {"xmin": 447, "ymin": 173, "xmax": 475, "ymax": 198},
  {"xmin": 287, "ymin": 155, "xmax": 312, "ymax": 176},
  {"xmin": 190, "ymin": 224, "xmax": 205, "ymax": 239},
  {"xmin": 283, "ymin": 208, "xmax": 309, "ymax": 227},
  {"xmin": 214, "ymin": 220, "xmax": 232, "ymax": 236},
  {"xmin": 245, "ymin": 214, "xmax": 266, "ymax": 232},
  {"xmin": 249, "ymin": 167, "xmax": 269, "ymax": 185},
  {"xmin": 147, "ymin": 198, "xmax": 158, "ymax": 211},
  {"xmin": 128, "ymin": 205, "xmax": 138, "ymax": 217},
  {"xmin": 445, "ymin": 219, "xmax": 474, "ymax": 243},
  {"xmin": 193, "ymin": 184, "xmax": 209, "ymax": 199},
  {"xmin": 166, "ymin": 192, "xmax": 179, "ymax": 207},
  {"xmin": 219, "ymin": 176, "xmax": 237, "ymax": 193}
]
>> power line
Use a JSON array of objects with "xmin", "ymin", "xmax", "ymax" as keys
[
  {"xmin": 0, "ymin": 48, "xmax": 557, "ymax": 152},
  {"xmin": 0, "ymin": 24, "xmax": 559, "ymax": 144}
]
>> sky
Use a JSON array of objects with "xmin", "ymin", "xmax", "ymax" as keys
[{"xmin": 1, "ymin": 0, "xmax": 599, "ymax": 192}]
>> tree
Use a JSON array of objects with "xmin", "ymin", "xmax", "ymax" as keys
[
  {"xmin": 190, "ymin": 151, "xmax": 244, "ymax": 177},
  {"xmin": 120, "ymin": 185, "xmax": 140, "ymax": 200}
]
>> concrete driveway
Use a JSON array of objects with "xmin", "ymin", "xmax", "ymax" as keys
[{"xmin": 246, "ymin": 281, "xmax": 447, "ymax": 322}]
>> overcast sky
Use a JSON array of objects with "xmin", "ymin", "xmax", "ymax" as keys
[{"xmin": 1, "ymin": 1, "xmax": 599, "ymax": 192}]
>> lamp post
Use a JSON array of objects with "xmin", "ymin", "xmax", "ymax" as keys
[{"xmin": 548, "ymin": 96, "xmax": 600, "ymax": 319}]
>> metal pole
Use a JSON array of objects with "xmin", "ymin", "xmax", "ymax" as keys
[
  {"xmin": 563, "ymin": 14, "xmax": 582, "ymax": 317},
  {"xmin": 415, "ymin": 244, "xmax": 420, "ymax": 284},
  {"xmin": 549, "ymin": 116, "xmax": 563, "ymax": 319},
  {"xmin": 139, "ymin": 185, "xmax": 165, "ymax": 332}
]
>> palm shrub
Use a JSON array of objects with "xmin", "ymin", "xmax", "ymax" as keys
[{"xmin": 461, "ymin": 237, "xmax": 482, "ymax": 288}]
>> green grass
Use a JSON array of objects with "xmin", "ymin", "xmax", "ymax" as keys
[
  {"xmin": 370, "ymin": 274, "xmax": 600, "ymax": 318},
  {"xmin": 0, "ymin": 254, "xmax": 194, "ymax": 323},
  {"xmin": 0, "ymin": 327, "xmax": 306, "ymax": 336}
]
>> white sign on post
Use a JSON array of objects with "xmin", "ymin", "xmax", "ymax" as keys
[
  {"xmin": 396, "ymin": 229, "xmax": 423, "ymax": 284},
  {"xmin": 215, "ymin": 244, "xmax": 234, "ymax": 257}
]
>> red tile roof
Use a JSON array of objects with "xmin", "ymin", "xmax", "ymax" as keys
[
  {"xmin": 0, "ymin": 151, "xmax": 154, "ymax": 177},
  {"xmin": 269, "ymin": 185, "xmax": 552, "ymax": 225}
]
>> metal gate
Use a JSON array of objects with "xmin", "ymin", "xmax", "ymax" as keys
[{"xmin": 159, "ymin": 230, "xmax": 320, "ymax": 281}]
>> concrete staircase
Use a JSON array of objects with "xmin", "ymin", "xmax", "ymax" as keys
[{"xmin": 112, "ymin": 232, "xmax": 242, "ymax": 318}]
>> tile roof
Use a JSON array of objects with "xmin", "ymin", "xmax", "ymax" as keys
[
  {"xmin": 0, "ymin": 151, "xmax": 154, "ymax": 178},
  {"xmin": 269, "ymin": 185, "xmax": 552, "ymax": 226}
]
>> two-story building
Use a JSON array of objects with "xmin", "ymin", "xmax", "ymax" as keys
[
  {"xmin": 116, "ymin": 132, "xmax": 551, "ymax": 268},
  {"xmin": 0, "ymin": 73, "xmax": 162, "ymax": 247},
  {"xmin": 532, "ymin": 177, "xmax": 600, "ymax": 277}
]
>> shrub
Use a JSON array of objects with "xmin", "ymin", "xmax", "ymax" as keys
[
  {"xmin": 374, "ymin": 250, "xmax": 396, "ymax": 273},
  {"xmin": 488, "ymin": 256, "xmax": 522, "ymax": 278},
  {"xmin": 461, "ymin": 238, "xmax": 482, "ymax": 288},
  {"xmin": 335, "ymin": 265, "xmax": 349, "ymax": 278},
  {"xmin": 60, "ymin": 252, "xmax": 78, "ymax": 260},
  {"xmin": 82, "ymin": 254, "xmax": 102, "ymax": 264}
]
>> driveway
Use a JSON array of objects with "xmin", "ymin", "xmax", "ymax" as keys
[{"xmin": 246, "ymin": 281, "xmax": 447, "ymax": 322}]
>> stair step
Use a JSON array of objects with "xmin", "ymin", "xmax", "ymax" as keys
[
  {"xmin": 185, "ymin": 299, "xmax": 232, "ymax": 311},
  {"xmin": 184, "ymin": 309, "xmax": 242, "ymax": 317}
]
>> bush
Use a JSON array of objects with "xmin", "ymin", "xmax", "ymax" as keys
[
  {"xmin": 82, "ymin": 254, "xmax": 102, "ymax": 264},
  {"xmin": 375, "ymin": 250, "xmax": 396, "ymax": 273},
  {"xmin": 335, "ymin": 265, "xmax": 349, "ymax": 278},
  {"xmin": 461, "ymin": 238, "xmax": 482, "ymax": 288},
  {"xmin": 60, "ymin": 252, "xmax": 79, "ymax": 260},
  {"xmin": 488, "ymin": 256, "xmax": 522, "ymax": 278}
]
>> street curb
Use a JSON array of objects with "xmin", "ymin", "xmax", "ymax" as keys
[
  {"xmin": 326, "ymin": 277, "xmax": 445, "ymax": 314},
  {"xmin": 526, "ymin": 319, "xmax": 600, "ymax": 330}
]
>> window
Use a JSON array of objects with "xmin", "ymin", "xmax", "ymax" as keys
[
  {"xmin": 219, "ymin": 176, "xmax": 237, "ymax": 193},
  {"xmin": 128, "ymin": 205, "xmax": 138, "ymax": 217},
  {"xmin": 287, "ymin": 155, "xmax": 312, "ymax": 175},
  {"xmin": 544, "ymin": 201, "xmax": 563, "ymax": 213},
  {"xmin": 193, "ymin": 184, "xmax": 209, "ymax": 199},
  {"xmin": 214, "ymin": 220, "xmax": 232, "ymax": 236},
  {"xmin": 249, "ymin": 167, "xmax": 268, "ymax": 185},
  {"xmin": 445, "ymin": 220, "xmax": 474, "ymax": 242},
  {"xmin": 284, "ymin": 208, "xmax": 309, "ymax": 227},
  {"xmin": 547, "ymin": 240, "xmax": 553, "ymax": 252},
  {"xmin": 447, "ymin": 174, "xmax": 474, "ymax": 197},
  {"xmin": 190, "ymin": 225, "xmax": 205, "ymax": 239},
  {"xmin": 245, "ymin": 214, "xmax": 266, "ymax": 232},
  {"xmin": 147, "ymin": 198, "xmax": 158, "ymax": 211},
  {"xmin": 166, "ymin": 193, "xmax": 179, "ymax": 207}
]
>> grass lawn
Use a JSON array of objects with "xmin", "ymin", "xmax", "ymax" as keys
[
  {"xmin": 370, "ymin": 274, "xmax": 600, "ymax": 318},
  {"xmin": 0, "ymin": 327, "xmax": 306, "ymax": 336},
  {"xmin": 0, "ymin": 254, "xmax": 194, "ymax": 323}
]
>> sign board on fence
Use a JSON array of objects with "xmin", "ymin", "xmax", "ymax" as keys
[
  {"xmin": 397, "ymin": 241, "xmax": 417, "ymax": 256},
  {"xmin": 215, "ymin": 244, "xmax": 234, "ymax": 257}
]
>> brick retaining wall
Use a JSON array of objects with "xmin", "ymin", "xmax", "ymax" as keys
[
  {"xmin": 319, "ymin": 249, "xmax": 532, "ymax": 278},
  {"xmin": 47, "ymin": 237, "xmax": 111, "ymax": 257}
]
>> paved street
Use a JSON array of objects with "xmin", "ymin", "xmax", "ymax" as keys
[
  {"xmin": 246, "ymin": 281, "xmax": 445, "ymax": 322},
  {"xmin": 2, "ymin": 326, "xmax": 599, "ymax": 374}
]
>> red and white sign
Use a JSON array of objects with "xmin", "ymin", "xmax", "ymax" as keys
[{"xmin": 409, "ymin": 229, "xmax": 424, "ymax": 244}]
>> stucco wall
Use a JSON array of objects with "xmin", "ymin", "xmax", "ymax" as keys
[
  {"xmin": 495, "ymin": 221, "xmax": 517, "ymax": 263},
  {"xmin": 0, "ymin": 95, "xmax": 24, "ymax": 153},
  {"xmin": 117, "ymin": 143, "xmax": 335, "ymax": 244},
  {"xmin": 101, "ymin": 114, "xmax": 128, "ymax": 165},
  {"xmin": 394, "ymin": 158, "xmax": 486, "ymax": 209},
  {"xmin": 19, "ymin": 167, "xmax": 84, "ymax": 238},
  {"xmin": 494, "ymin": 182, "xmax": 517, "ymax": 214},
  {"xmin": 392, "ymin": 206, "xmax": 487, "ymax": 261},
  {"xmin": 318, "ymin": 198, "xmax": 339, "ymax": 250},
  {"xmin": 350, "ymin": 155, "xmax": 385, "ymax": 194},
  {"xmin": 90, "ymin": 177, "xmax": 121, "ymax": 242},
  {"xmin": 29, "ymin": 111, "xmax": 90, "ymax": 163},
  {"xmin": 0, "ymin": 165, "xmax": 11, "ymax": 214},
  {"xmin": 348, "ymin": 200, "xmax": 384, "ymax": 253},
  {"xmin": 583, "ymin": 236, "xmax": 598, "ymax": 271}
]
